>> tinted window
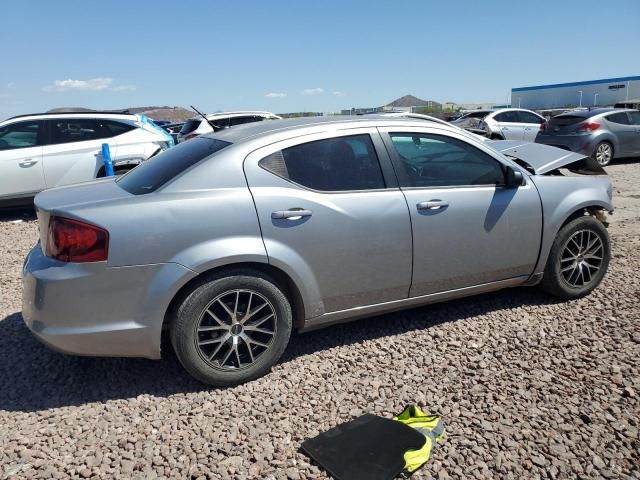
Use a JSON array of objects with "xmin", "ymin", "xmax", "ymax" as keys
[
  {"xmin": 180, "ymin": 119, "xmax": 202, "ymax": 135},
  {"xmin": 48, "ymin": 118, "xmax": 109, "ymax": 144},
  {"xmin": 117, "ymin": 137, "xmax": 231, "ymax": 194},
  {"xmin": 465, "ymin": 111, "xmax": 490, "ymax": 119},
  {"xmin": 494, "ymin": 111, "xmax": 519, "ymax": 123},
  {"xmin": 629, "ymin": 111, "xmax": 640, "ymax": 125},
  {"xmin": 99, "ymin": 119, "xmax": 136, "ymax": 136},
  {"xmin": 606, "ymin": 112, "xmax": 631, "ymax": 125},
  {"xmin": 260, "ymin": 134, "xmax": 386, "ymax": 191},
  {"xmin": 230, "ymin": 116, "xmax": 260, "ymax": 126},
  {"xmin": 0, "ymin": 121, "xmax": 41, "ymax": 150},
  {"xmin": 518, "ymin": 111, "xmax": 544, "ymax": 124},
  {"xmin": 389, "ymin": 133, "xmax": 505, "ymax": 187}
]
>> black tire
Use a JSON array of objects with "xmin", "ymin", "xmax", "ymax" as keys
[
  {"xmin": 591, "ymin": 141, "xmax": 613, "ymax": 167},
  {"xmin": 170, "ymin": 269, "xmax": 292, "ymax": 386},
  {"xmin": 540, "ymin": 216, "xmax": 610, "ymax": 299}
]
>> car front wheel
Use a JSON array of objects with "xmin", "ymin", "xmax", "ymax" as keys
[
  {"xmin": 541, "ymin": 216, "xmax": 610, "ymax": 299},
  {"xmin": 170, "ymin": 269, "xmax": 292, "ymax": 386}
]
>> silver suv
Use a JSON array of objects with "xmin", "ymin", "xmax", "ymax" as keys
[{"xmin": 23, "ymin": 116, "xmax": 613, "ymax": 386}]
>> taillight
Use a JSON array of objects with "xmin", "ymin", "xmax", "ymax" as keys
[
  {"xmin": 539, "ymin": 121, "xmax": 546, "ymax": 131},
  {"xmin": 45, "ymin": 216, "xmax": 109, "ymax": 262},
  {"xmin": 577, "ymin": 122, "xmax": 600, "ymax": 133}
]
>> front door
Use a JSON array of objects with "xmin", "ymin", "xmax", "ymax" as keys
[
  {"xmin": 0, "ymin": 120, "xmax": 45, "ymax": 199},
  {"xmin": 381, "ymin": 128, "xmax": 542, "ymax": 297},
  {"xmin": 244, "ymin": 129, "xmax": 413, "ymax": 317}
]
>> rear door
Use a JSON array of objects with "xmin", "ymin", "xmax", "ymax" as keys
[
  {"xmin": 605, "ymin": 112, "xmax": 636, "ymax": 156},
  {"xmin": 493, "ymin": 111, "xmax": 525, "ymax": 140},
  {"xmin": 244, "ymin": 128, "xmax": 413, "ymax": 316},
  {"xmin": 0, "ymin": 120, "xmax": 45, "ymax": 198},
  {"xmin": 41, "ymin": 118, "xmax": 117, "ymax": 188},
  {"xmin": 518, "ymin": 111, "xmax": 545, "ymax": 142},
  {"xmin": 380, "ymin": 127, "xmax": 542, "ymax": 296}
]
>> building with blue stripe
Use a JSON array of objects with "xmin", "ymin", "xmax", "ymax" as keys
[{"xmin": 511, "ymin": 76, "xmax": 640, "ymax": 109}]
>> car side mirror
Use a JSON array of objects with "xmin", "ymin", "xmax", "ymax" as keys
[{"xmin": 505, "ymin": 166, "xmax": 525, "ymax": 188}]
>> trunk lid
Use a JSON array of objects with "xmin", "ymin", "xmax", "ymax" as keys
[
  {"xmin": 487, "ymin": 140, "xmax": 588, "ymax": 174},
  {"xmin": 34, "ymin": 178, "xmax": 132, "ymax": 246}
]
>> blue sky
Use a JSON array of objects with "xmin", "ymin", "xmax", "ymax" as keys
[{"xmin": 1, "ymin": 0, "xmax": 638, "ymax": 118}]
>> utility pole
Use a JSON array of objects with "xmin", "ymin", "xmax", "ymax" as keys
[
  {"xmin": 594, "ymin": 93, "xmax": 598, "ymax": 106},
  {"xmin": 578, "ymin": 90, "xmax": 583, "ymax": 107}
]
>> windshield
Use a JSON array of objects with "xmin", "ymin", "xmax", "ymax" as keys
[{"xmin": 117, "ymin": 137, "xmax": 231, "ymax": 194}]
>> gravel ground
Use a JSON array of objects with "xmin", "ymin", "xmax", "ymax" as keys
[{"xmin": 1, "ymin": 162, "xmax": 639, "ymax": 479}]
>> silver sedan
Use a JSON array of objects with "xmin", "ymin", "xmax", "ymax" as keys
[{"xmin": 23, "ymin": 116, "xmax": 614, "ymax": 385}]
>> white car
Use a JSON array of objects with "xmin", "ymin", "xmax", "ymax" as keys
[
  {"xmin": 0, "ymin": 112, "xmax": 173, "ymax": 205},
  {"xmin": 451, "ymin": 108, "xmax": 546, "ymax": 141},
  {"xmin": 177, "ymin": 111, "xmax": 281, "ymax": 143}
]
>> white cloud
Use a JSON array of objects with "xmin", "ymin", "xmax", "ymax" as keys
[
  {"xmin": 302, "ymin": 87, "xmax": 324, "ymax": 96},
  {"xmin": 265, "ymin": 92, "xmax": 287, "ymax": 98},
  {"xmin": 5, "ymin": 82, "xmax": 15, "ymax": 89},
  {"xmin": 333, "ymin": 90, "xmax": 346, "ymax": 97},
  {"xmin": 112, "ymin": 84, "xmax": 136, "ymax": 92},
  {"xmin": 44, "ymin": 77, "xmax": 113, "ymax": 92}
]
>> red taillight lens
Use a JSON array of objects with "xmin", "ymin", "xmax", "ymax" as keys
[
  {"xmin": 539, "ymin": 121, "xmax": 546, "ymax": 131},
  {"xmin": 45, "ymin": 216, "xmax": 109, "ymax": 262},
  {"xmin": 577, "ymin": 122, "xmax": 600, "ymax": 132}
]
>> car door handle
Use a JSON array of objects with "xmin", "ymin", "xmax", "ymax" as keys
[
  {"xmin": 18, "ymin": 159, "xmax": 38, "ymax": 167},
  {"xmin": 271, "ymin": 209, "xmax": 313, "ymax": 219},
  {"xmin": 417, "ymin": 200, "xmax": 449, "ymax": 210}
]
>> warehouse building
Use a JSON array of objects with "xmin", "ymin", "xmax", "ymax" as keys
[{"xmin": 511, "ymin": 76, "xmax": 640, "ymax": 109}]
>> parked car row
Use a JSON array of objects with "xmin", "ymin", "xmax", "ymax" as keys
[{"xmin": 451, "ymin": 107, "xmax": 640, "ymax": 166}]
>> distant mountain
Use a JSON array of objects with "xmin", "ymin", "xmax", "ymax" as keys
[
  {"xmin": 46, "ymin": 106, "xmax": 195, "ymax": 123},
  {"xmin": 385, "ymin": 94, "xmax": 438, "ymax": 108}
]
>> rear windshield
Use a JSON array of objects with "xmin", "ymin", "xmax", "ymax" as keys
[
  {"xmin": 117, "ymin": 137, "xmax": 231, "ymax": 194},
  {"xmin": 548, "ymin": 115, "xmax": 586, "ymax": 127},
  {"xmin": 180, "ymin": 119, "xmax": 202, "ymax": 135}
]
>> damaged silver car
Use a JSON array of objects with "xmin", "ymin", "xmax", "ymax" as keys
[{"xmin": 23, "ymin": 116, "xmax": 613, "ymax": 385}]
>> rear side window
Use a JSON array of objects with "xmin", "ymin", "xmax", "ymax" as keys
[
  {"xmin": 0, "ymin": 120, "xmax": 42, "ymax": 150},
  {"xmin": 629, "ymin": 111, "xmax": 640, "ymax": 125},
  {"xmin": 99, "ymin": 120, "xmax": 137, "ymax": 136},
  {"xmin": 180, "ymin": 119, "xmax": 202, "ymax": 135},
  {"xmin": 260, "ymin": 134, "xmax": 386, "ymax": 191},
  {"xmin": 48, "ymin": 118, "xmax": 110, "ymax": 144},
  {"xmin": 117, "ymin": 137, "xmax": 231, "ymax": 194},
  {"xmin": 606, "ymin": 112, "xmax": 631, "ymax": 125},
  {"xmin": 230, "ymin": 116, "xmax": 260, "ymax": 126},
  {"xmin": 518, "ymin": 111, "xmax": 544, "ymax": 124}
]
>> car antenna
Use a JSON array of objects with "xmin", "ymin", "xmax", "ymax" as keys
[{"xmin": 190, "ymin": 105, "xmax": 222, "ymax": 131}]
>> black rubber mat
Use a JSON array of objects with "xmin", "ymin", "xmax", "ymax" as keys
[{"xmin": 301, "ymin": 414, "xmax": 426, "ymax": 480}]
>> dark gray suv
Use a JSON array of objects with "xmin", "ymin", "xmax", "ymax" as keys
[{"xmin": 536, "ymin": 108, "xmax": 640, "ymax": 166}]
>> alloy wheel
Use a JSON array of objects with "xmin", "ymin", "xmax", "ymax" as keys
[
  {"xmin": 595, "ymin": 143, "xmax": 612, "ymax": 166},
  {"xmin": 558, "ymin": 229, "xmax": 604, "ymax": 288},
  {"xmin": 195, "ymin": 289, "xmax": 277, "ymax": 370}
]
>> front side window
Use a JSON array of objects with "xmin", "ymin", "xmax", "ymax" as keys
[
  {"xmin": 0, "ymin": 121, "xmax": 41, "ymax": 150},
  {"xmin": 48, "ymin": 118, "xmax": 109, "ymax": 144},
  {"xmin": 389, "ymin": 133, "xmax": 505, "ymax": 188},
  {"xmin": 494, "ymin": 111, "xmax": 519, "ymax": 123},
  {"xmin": 260, "ymin": 134, "xmax": 386, "ymax": 191},
  {"xmin": 629, "ymin": 111, "xmax": 640, "ymax": 125}
]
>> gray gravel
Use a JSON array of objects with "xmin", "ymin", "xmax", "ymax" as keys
[{"xmin": 1, "ymin": 162, "xmax": 639, "ymax": 479}]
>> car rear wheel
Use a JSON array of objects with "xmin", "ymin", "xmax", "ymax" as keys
[
  {"xmin": 540, "ymin": 216, "xmax": 610, "ymax": 299},
  {"xmin": 592, "ymin": 141, "xmax": 613, "ymax": 167},
  {"xmin": 170, "ymin": 269, "xmax": 292, "ymax": 386}
]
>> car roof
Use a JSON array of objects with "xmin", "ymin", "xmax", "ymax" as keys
[
  {"xmin": 204, "ymin": 115, "xmax": 466, "ymax": 144},
  {"xmin": 202, "ymin": 111, "xmax": 278, "ymax": 119},
  {"xmin": 2, "ymin": 111, "xmax": 137, "ymax": 123},
  {"xmin": 555, "ymin": 108, "xmax": 616, "ymax": 118}
]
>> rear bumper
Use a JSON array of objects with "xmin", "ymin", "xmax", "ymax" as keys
[
  {"xmin": 22, "ymin": 244, "xmax": 195, "ymax": 359},
  {"xmin": 535, "ymin": 134, "xmax": 595, "ymax": 156}
]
